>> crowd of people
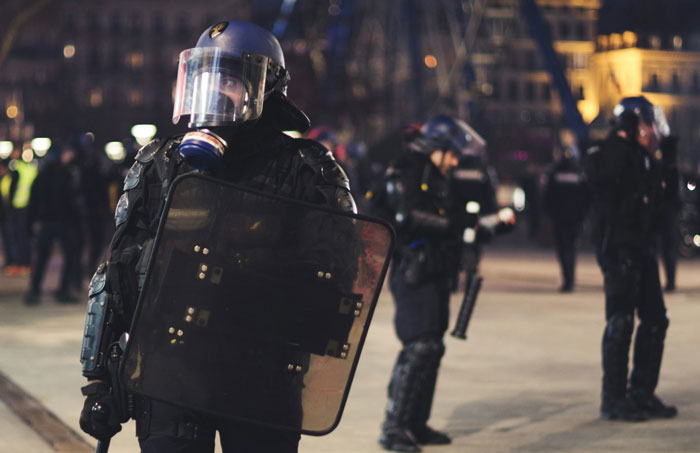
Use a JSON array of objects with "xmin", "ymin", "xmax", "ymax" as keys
[{"xmin": 0, "ymin": 136, "xmax": 120, "ymax": 305}]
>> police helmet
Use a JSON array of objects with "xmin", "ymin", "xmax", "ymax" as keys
[
  {"xmin": 172, "ymin": 21, "xmax": 291, "ymax": 128},
  {"xmin": 612, "ymin": 96, "xmax": 670, "ymax": 138},
  {"xmin": 418, "ymin": 115, "xmax": 486, "ymax": 156}
]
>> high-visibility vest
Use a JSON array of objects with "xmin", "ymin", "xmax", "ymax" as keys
[
  {"xmin": 11, "ymin": 160, "xmax": 38, "ymax": 209},
  {"xmin": 0, "ymin": 173, "xmax": 11, "ymax": 205}
]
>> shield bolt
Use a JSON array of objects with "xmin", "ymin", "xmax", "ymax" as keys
[
  {"xmin": 194, "ymin": 245, "xmax": 201, "ymax": 253},
  {"xmin": 202, "ymin": 248, "xmax": 210, "ymax": 255},
  {"xmin": 295, "ymin": 365, "xmax": 302, "ymax": 372},
  {"xmin": 325, "ymin": 273, "xmax": 332, "ymax": 279},
  {"xmin": 317, "ymin": 271, "xmax": 324, "ymax": 278},
  {"xmin": 168, "ymin": 327, "xmax": 175, "ymax": 334},
  {"xmin": 177, "ymin": 329, "xmax": 184, "ymax": 337}
]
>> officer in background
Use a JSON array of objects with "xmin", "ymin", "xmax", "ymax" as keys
[
  {"xmin": 586, "ymin": 96, "xmax": 677, "ymax": 421},
  {"xmin": 449, "ymin": 123, "xmax": 498, "ymax": 278},
  {"xmin": 369, "ymin": 115, "xmax": 467, "ymax": 452},
  {"xmin": 543, "ymin": 145, "xmax": 591, "ymax": 292},
  {"xmin": 78, "ymin": 20, "xmax": 354, "ymax": 453},
  {"xmin": 656, "ymin": 135, "xmax": 681, "ymax": 291}
]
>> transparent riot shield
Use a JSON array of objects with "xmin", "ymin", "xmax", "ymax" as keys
[{"xmin": 120, "ymin": 173, "xmax": 394, "ymax": 435}]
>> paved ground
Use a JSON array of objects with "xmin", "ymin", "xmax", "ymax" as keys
[{"xmin": 1, "ymin": 245, "xmax": 699, "ymax": 453}]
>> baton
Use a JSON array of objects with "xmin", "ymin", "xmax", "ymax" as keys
[
  {"xmin": 96, "ymin": 439, "xmax": 110, "ymax": 453},
  {"xmin": 450, "ymin": 273, "xmax": 482, "ymax": 339}
]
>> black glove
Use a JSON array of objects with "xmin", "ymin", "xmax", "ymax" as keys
[{"xmin": 79, "ymin": 381, "xmax": 122, "ymax": 441}]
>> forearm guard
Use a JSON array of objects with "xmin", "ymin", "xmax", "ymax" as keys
[{"xmin": 80, "ymin": 262, "xmax": 120, "ymax": 379}]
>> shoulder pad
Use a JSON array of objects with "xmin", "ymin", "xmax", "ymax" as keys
[
  {"xmin": 320, "ymin": 160, "xmax": 351, "ymax": 191},
  {"xmin": 135, "ymin": 138, "xmax": 163, "ymax": 163},
  {"xmin": 114, "ymin": 192, "xmax": 129, "ymax": 226},
  {"xmin": 123, "ymin": 161, "xmax": 144, "ymax": 191},
  {"xmin": 295, "ymin": 139, "xmax": 335, "ymax": 165}
]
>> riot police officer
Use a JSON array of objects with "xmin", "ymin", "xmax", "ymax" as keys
[
  {"xmin": 657, "ymin": 135, "xmax": 681, "ymax": 291},
  {"xmin": 78, "ymin": 21, "xmax": 355, "ymax": 453},
  {"xmin": 586, "ymin": 96, "xmax": 677, "ymax": 421},
  {"xmin": 369, "ymin": 115, "xmax": 467, "ymax": 452},
  {"xmin": 543, "ymin": 146, "xmax": 590, "ymax": 292},
  {"xmin": 449, "ymin": 125, "xmax": 498, "ymax": 279}
]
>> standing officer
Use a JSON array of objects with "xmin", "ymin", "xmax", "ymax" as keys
[
  {"xmin": 586, "ymin": 96, "xmax": 677, "ymax": 421},
  {"xmin": 369, "ymin": 115, "xmax": 468, "ymax": 452},
  {"xmin": 543, "ymin": 146, "xmax": 590, "ymax": 292},
  {"xmin": 656, "ymin": 135, "xmax": 681, "ymax": 291},
  {"xmin": 78, "ymin": 20, "xmax": 355, "ymax": 453}
]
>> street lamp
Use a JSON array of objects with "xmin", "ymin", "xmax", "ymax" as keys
[
  {"xmin": 131, "ymin": 124, "xmax": 157, "ymax": 146},
  {"xmin": 0, "ymin": 141, "xmax": 13, "ymax": 159},
  {"xmin": 105, "ymin": 141, "xmax": 126, "ymax": 162},
  {"xmin": 30, "ymin": 137, "xmax": 51, "ymax": 157}
]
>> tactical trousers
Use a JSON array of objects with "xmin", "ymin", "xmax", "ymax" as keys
[
  {"xmin": 383, "ymin": 335, "xmax": 445, "ymax": 434},
  {"xmin": 597, "ymin": 246, "xmax": 669, "ymax": 402},
  {"xmin": 553, "ymin": 223, "xmax": 579, "ymax": 289},
  {"xmin": 136, "ymin": 400, "xmax": 300, "ymax": 453},
  {"xmin": 30, "ymin": 220, "xmax": 78, "ymax": 295}
]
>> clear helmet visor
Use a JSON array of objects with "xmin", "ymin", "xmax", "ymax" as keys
[{"xmin": 172, "ymin": 47, "xmax": 267, "ymax": 128}]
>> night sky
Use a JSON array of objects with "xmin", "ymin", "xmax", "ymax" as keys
[{"xmin": 598, "ymin": 0, "xmax": 700, "ymax": 34}]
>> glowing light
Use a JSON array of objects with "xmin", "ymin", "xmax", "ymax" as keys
[
  {"xmin": 466, "ymin": 201, "xmax": 481, "ymax": 214},
  {"xmin": 424, "ymin": 55, "xmax": 437, "ymax": 68},
  {"xmin": 687, "ymin": 181, "xmax": 696, "ymax": 191},
  {"xmin": 131, "ymin": 124, "xmax": 157, "ymax": 146},
  {"xmin": 694, "ymin": 235, "xmax": 700, "ymax": 248},
  {"xmin": 63, "ymin": 44, "xmax": 76, "ymax": 59},
  {"xmin": 463, "ymin": 228, "xmax": 476, "ymax": 244},
  {"xmin": 0, "ymin": 141, "xmax": 13, "ymax": 159},
  {"xmin": 31, "ymin": 138, "xmax": 51, "ymax": 157},
  {"xmin": 622, "ymin": 31, "xmax": 637, "ymax": 48},
  {"xmin": 105, "ymin": 141, "xmax": 126, "ymax": 162},
  {"xmin": 21, "ymin": 149, "xmax": 34, "ymax": 162},
  {"xmin": 673, "ymin": 35, "xmax": 683, "ymax": 50},
  {"xmin": 6, "ymin": 105, "xmax": 18, "ymax": 119},
  {"xmin": 513, "ymin": 187, "xmax": 526, "ymax": 212}
]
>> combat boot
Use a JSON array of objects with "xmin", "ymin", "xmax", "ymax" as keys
[
  {"xmin": 629, "ymin": 320, "xmax": 676, "ymax": 418},
  {"xmin": 629, "ymin": 393, "xmax": 677, "ymax": 419},
  {"xmin": 600, "ymin": 396, "xmax": 648, "ymax": 421},
  {"xmin": 379, "ymin": 427, "xmax": 421, "ymax": 453},
  {"xmin": 412, "ymin": 425, "xmax": 451, "ymax": 445}
]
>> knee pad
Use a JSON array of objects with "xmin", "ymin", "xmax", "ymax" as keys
[
  {"xmin": 637, "ymin": 316, "xmax": 669, "ymax": 340},
  {"xmin": 605, "ymin": 313, "xmax": 634, "ymax": 342},
  {"xmin": 403, "ymin": 336, "xmax": 445, "ymax": 366}
]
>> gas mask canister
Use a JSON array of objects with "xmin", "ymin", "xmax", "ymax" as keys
[{"xmin": 178, "ymin": 129, "xmax": 227, "ymax": 170}]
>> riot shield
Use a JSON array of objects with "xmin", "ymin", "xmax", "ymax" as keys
[{"xmin": 120, "ymin": 173, "xmax": 394, "ymax": 435}]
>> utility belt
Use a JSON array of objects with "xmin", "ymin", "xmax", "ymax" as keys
[
  {"xmin": 134, "ymin": 397, "xmax": 216, "ymax": 440},
  {"xmin": 396, "ymin": 239, "xmax": 458, "ymax": 286}
]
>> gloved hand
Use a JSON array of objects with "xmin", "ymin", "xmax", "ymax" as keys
[{"xmin": 79, "ymin": 381, "xmax": 122, "ymax": 441}]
